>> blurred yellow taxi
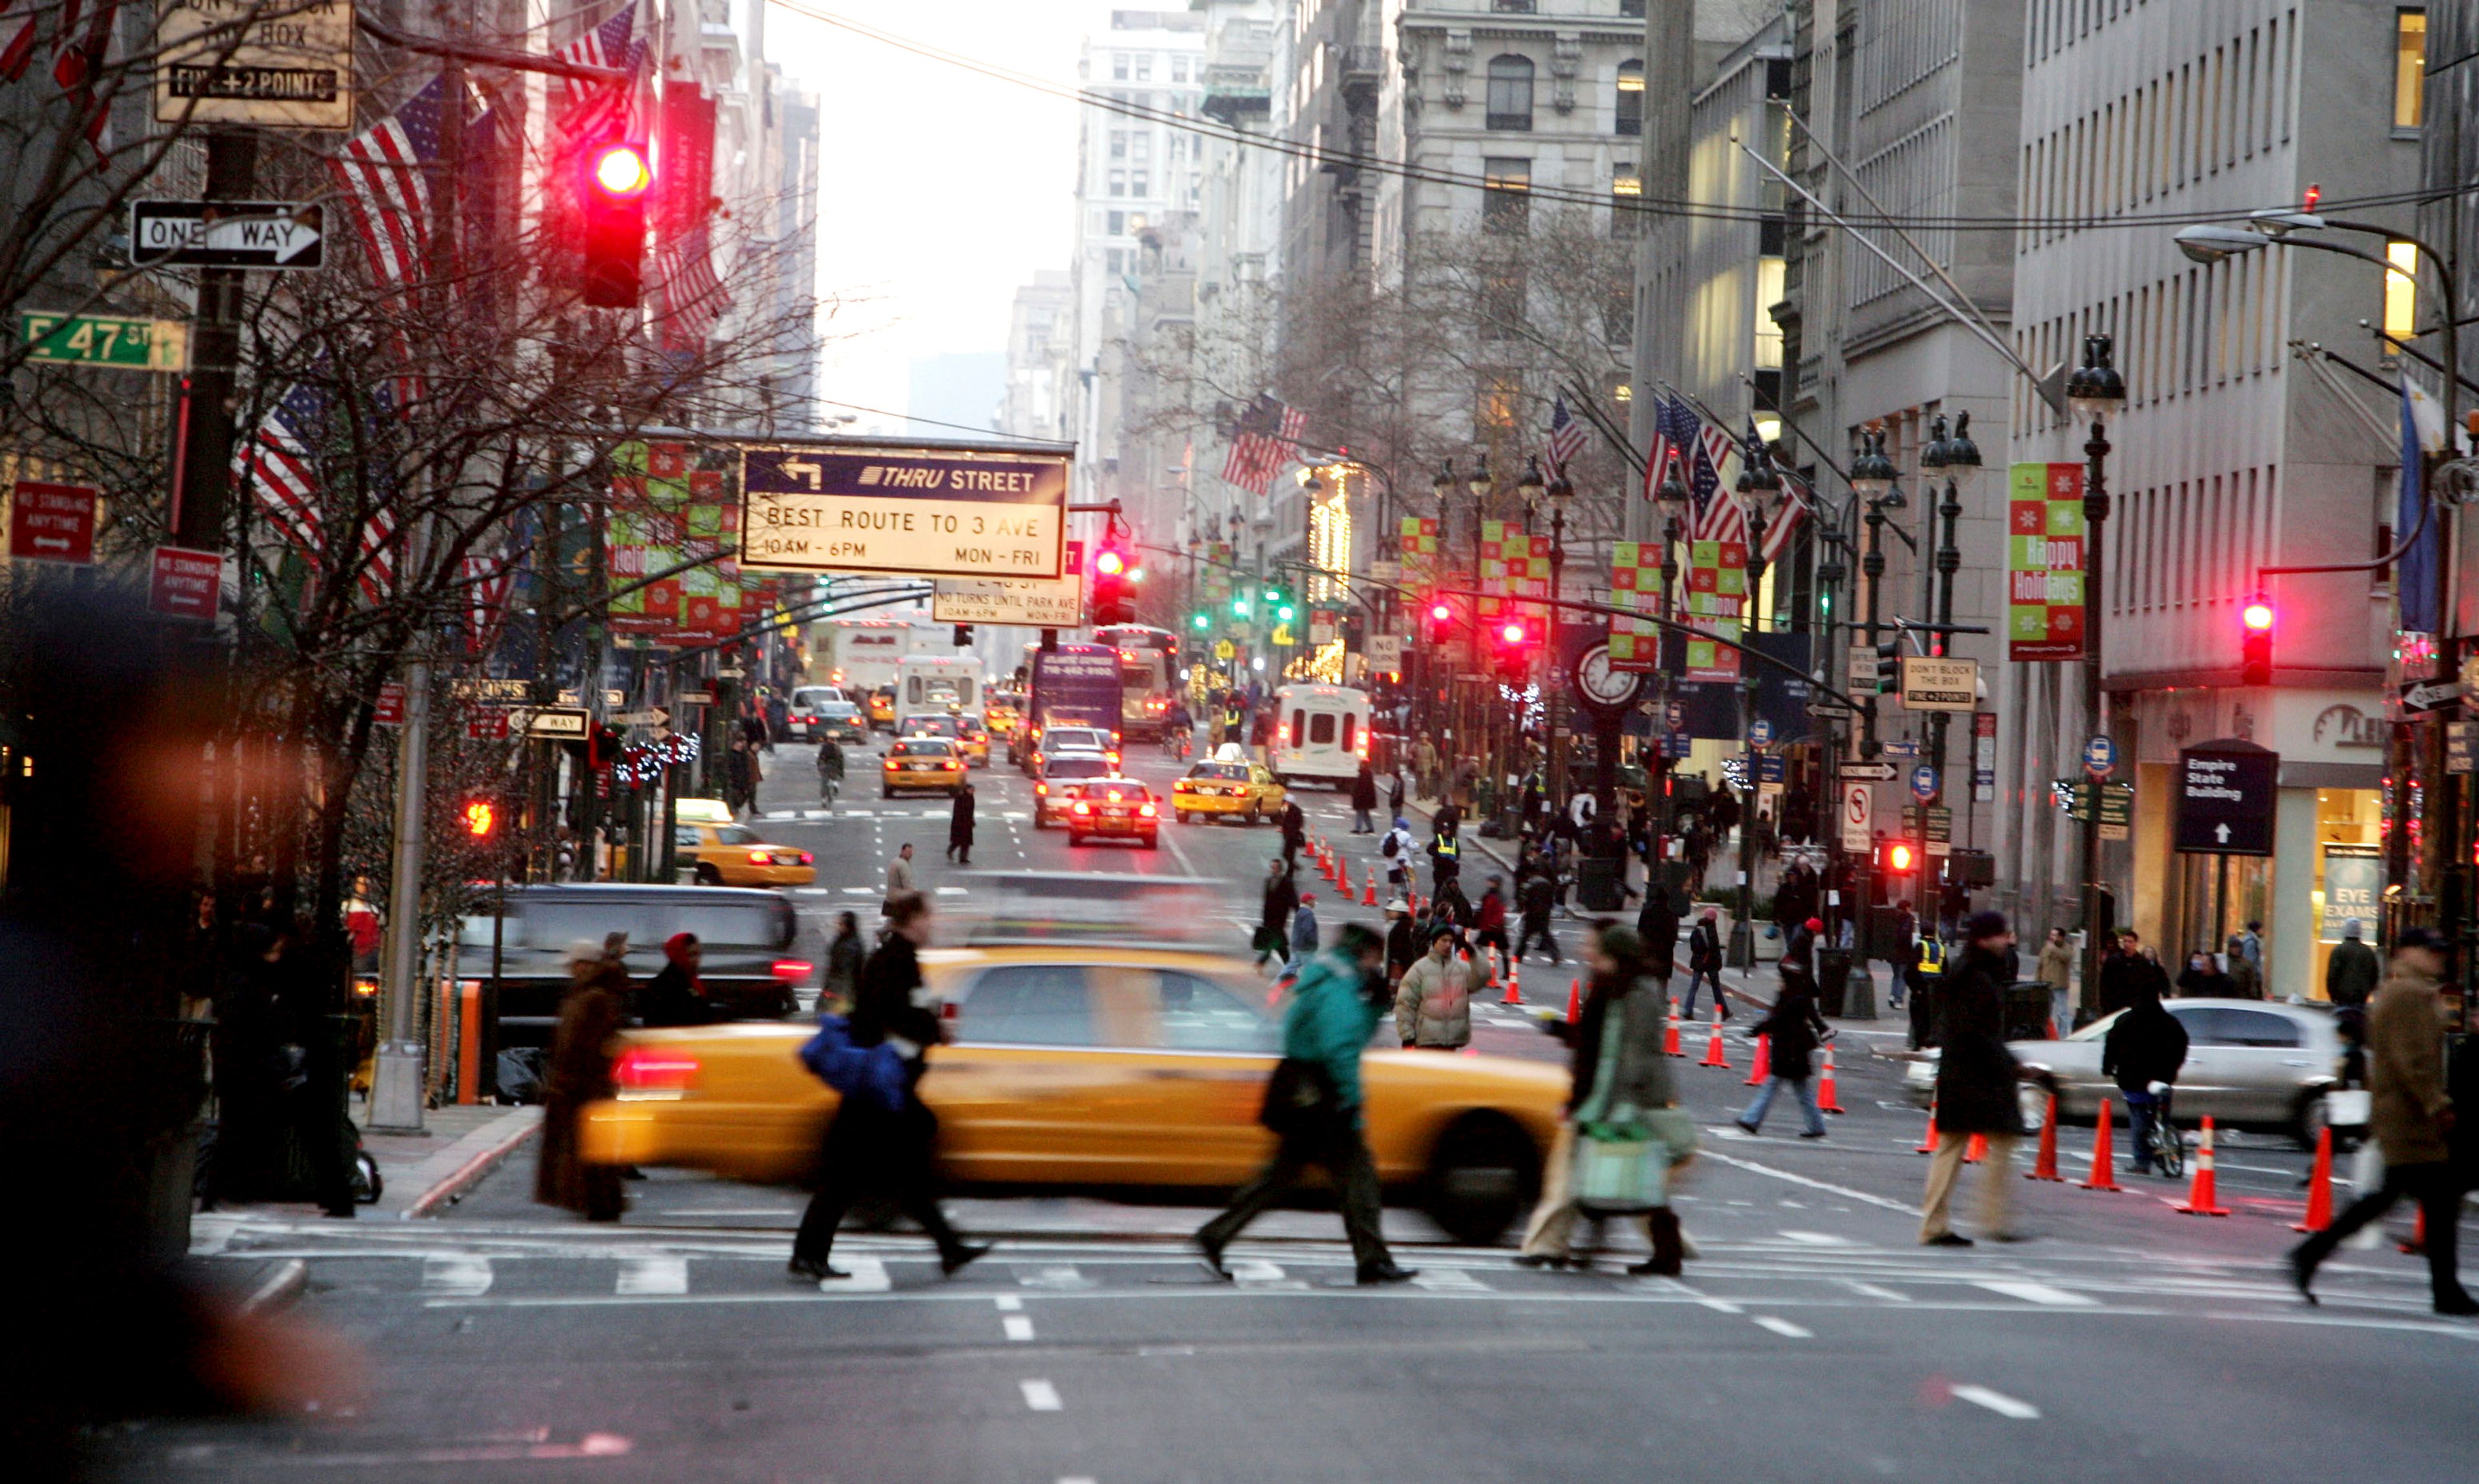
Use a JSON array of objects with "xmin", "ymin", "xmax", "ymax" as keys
[
  {"xmin": 581, "ymin": 940, "xmax": 1561, "ymax": 1242},
  {"xmin": 882, "ymin": 737, "xmax": 966, "ymax": 797},
  {"xmin": 955, "ymin": 717, "xmax": 992, "ymax": 767},
  {"xmin": 673, "ymin": 822, "xmax": 816, "ymax": 887},
  {"xmin": 866, "ymin": 687, "xmax": 896, "ymax": 729},
  {"xmin": 984, "ymin": 690, "xmax": 1023, "ymax": 740},
  {"xmin": 1172, "ymin": 756, "xmax": 1286, "ymax": 825}
]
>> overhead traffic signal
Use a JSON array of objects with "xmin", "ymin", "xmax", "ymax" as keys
[
  {"xmin": 1264, "ymin": 582, "xmax": 1296, "ymax": 624},
  {"xmin": 579, "ymin": 139, "xmax": 653, "ymax": 307},
  {"xmin": 462, "ymin": 798, "xmax": 498, "ymax": 839},
  {"xmin": 1090, "ymin": 539, "xmax": 1136, "ymax": 624},
  {"xmin": 2239, "ymin": 596, "xmax": 2274, "ymax": 686},
  {"xmin": 1872, "ymin": 636, "xmax": 1902, "ymax": 694},
  {"xmin": 1425, "ymin": 598, "xmax": 1454, "ymax": 645},
  {"xmin": 1190, "ymin": 609, "xmax": 1210, "ymax": 631},
  {"xmin": 1877, "ymin": 839, "xmax": 1915, "ymax": 875}
]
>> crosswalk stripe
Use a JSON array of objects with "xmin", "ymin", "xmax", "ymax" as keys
[
  {"xmin": 423, "ymin": 1255, "xmax": 493, "ymax": 1297},
  {"xmin": 1017, "ymin": 1265, "xmax": 1096, "ymax": 1290},
  {"xmin": 616, "ymin": 1255, "xmax": 688, "ymax": 1296},
  {"xmin": 1970, "ymin": 1279, "xmax": 2096, "ymax": 1307},
  {"xmin": 1411, "ymin": 1269, "xmax": 1491, "ymax": 1294},
  {"xmin": 1949, "ymin": 1384, "xmax": 2042, "ymax": 1419},
  {"xmin": 816, "ymin": 1257, "xmax": 890, "ymax": 1293}
]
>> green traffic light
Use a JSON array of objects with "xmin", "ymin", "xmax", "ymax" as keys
[
  {"xmin": 1277, "ymin": 605, "xmax": 1296, "ymax": 622},
  {"xmin": 1231, "ymin": 598, "xmax": 1251, "ymax": 618},
  {"xmin": 1190, "ymin": 611, "xmax": 1210, "ymax": 629}
]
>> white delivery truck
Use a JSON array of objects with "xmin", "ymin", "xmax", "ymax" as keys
[{"xmin": 1269, "ymin": 684, "xmax": 1372, "ymax": 788}]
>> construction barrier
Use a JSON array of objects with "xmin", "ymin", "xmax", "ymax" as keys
[
  {"xmin": 1699, "ymin": 1006, "xmax": 1731, "ymax": 1069},
  {"xmin": 1815, "ymin": 1044, "xmax": 1844, "ymax": 1114},
  {"xmin": 1742, "ymin": 1033, "xmax": 1771, "ymax": 1088}
]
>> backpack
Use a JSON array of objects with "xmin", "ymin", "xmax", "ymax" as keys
[
  {"xmin": 1382, "ymin": 830, "xmax": 1400, "ymax": 859},
  {"xmin": 797, "ymin": 1015, "xmax": 908, "ymax": 1113}
]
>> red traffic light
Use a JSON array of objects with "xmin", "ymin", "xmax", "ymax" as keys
[
  {"xmin": 1886, "ymin": 842, "xmax": 1915, "ymax": 873},
  {"xmin": 2241, "ymin": 599, "xmax": 2274, "ymax": 633},
  {"xmin": 1094, "ymin": 549, "xmax": 1127, "ymax": 576},
  {"xmin": 1500, "ymin": 620, "xmax": 1527, "ymax": 645},
  {"xmin": 1429, "ymin": 602, "xmax": 1452, "ymax": 623},
  {"xmin": 590, "ymin": 143, "xmax": 653, "ymax": 198},
  {"xmin": 462, "ymin": 799, "xmax": 497, "ymax": 838}
]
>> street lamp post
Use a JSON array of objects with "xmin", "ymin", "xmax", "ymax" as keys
[
  {"xmin": 1917, "ymin": 412, "xmax": 1981, "ymax": 932},
  {"xmin": 1848, "ymin": 429, "xmax": 1901, "ymax": 1000},
  {"xmin": 1655, "ymin": 468, "xmax": 1690, "ymax": 889},
  {"xmin": 1731, "ymin": 441, "xmax": 1783, "ymax": 967},
  {"xmin": 2067, "ymin": 335, "xmax": 2127, "ymax": 1020}
]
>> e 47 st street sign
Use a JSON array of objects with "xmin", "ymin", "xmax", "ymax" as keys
[
  {"xmin": 17, "ymin": 310, "xmax": 187, "ymax": 370},
  {"xmin": 132, "ymin": 201, "xmax": 325, "ymax": 269}
]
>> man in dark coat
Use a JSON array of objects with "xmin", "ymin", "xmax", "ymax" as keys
[
  {"xmin": 1349, "ymin": 762, "xmax": 1379, "ymax": 833},
  {"xmin": 638, "ymin": 933, "xmax": 713, "ymax": 1027},
  {"xmin": 1919, "ymin": 911, "xmax": 2038, "ymax": 1246},
  {"xmin": 538, "ymin": 940, "xmax": 629, "ymax": 1222},
  {"xmin": 946, "ymin": 781, "xmax": 976, "ymax": 864},
  {"xmin": 1279, "ymin": 797, "xmax": 1307, "ymax": 864},
  {"xmin": 790, "ymin": 891, "xmax": 988, "ymax": 1280},
  {"xmin": 1255, "ymin": 858, "xmax": 1299, "ymax": 970},
  {"xmin": 2101, "ymin": 989, "xmax": 2189, "ymax": 1175},
  {"xmin": 1682, "ymin": 910, "xmax": 1727, "ymax": 1019},
  {"xmin": 2325, "ymin": 919, "xmax": 2380, "ymax": 1007},
  {"xmin": 1636, "ymin": 881, "xmax": 1682, "ymax": 995},
  {"xmin": 1513, "ymin": 865, "xmax": 1562, "ymax": 966},
  {"xmin": 2097, "ymin": 928, "xmax": 2170, "ymax": 1014}
]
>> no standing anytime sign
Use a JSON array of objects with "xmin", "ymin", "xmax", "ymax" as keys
[{"xmin": 739, "ymin": 442, "xmax": 1070, "ymax": 581}]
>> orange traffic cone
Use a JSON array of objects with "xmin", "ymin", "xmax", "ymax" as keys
[
  {"xmin": 1964, "ymin": 1132, "xmax": 1988, "ymax": 1164},
  {"xmin": 1564, "ymin": 976, "xmax": 1582, "ymax": 1023},
  {"xmin": 1336, "ymin": 858, "xmax": 1351, "ymax": 895},
  {"xmin": 1699, "ymin": 1006, "xmax": 1732, "ymax": 1069},
  {"xmin": 1915, "ymin": 1100, "xmax": 1939, "ymax": 1154},
  {"xmin": 2025, "ymin": 1093, "xmax": 2064, "ymax": 1181},
  {"xmin": 1362, "ymin": 878, "xmax": 1377, "ymax": 907},
  {"xmin": 1743, "ymin": 1033, "xmax": 1771, "ymax": 1087},
  {"xmin": 1815, "ymin": 1044, "xmax": 1845, "ymax": 1113},
  {"xmin": 2079, "ymin": 1097, "xmax": 2123, "ymax": 1190},
  {"xmin": 2170, "ymin": 1116, "xmax": 2230, "ymax": 1215},
  {"xmin": 1500, "ymin": 959, "xmax": 1523, "ymax": 1006},
  {"xmin": 2291, "ymin": 1126, "xmax": 2334, "ymax": 1232},
  {"xmin": 2400, "ymin": 1204, "xmax": 2428, "ymax": 1255},
  {"xmin": 1663, "ymin": 1002, "xmax": 1683, "ymax": 1057}
]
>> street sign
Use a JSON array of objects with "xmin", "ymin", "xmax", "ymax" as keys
[
  {"xmin": 740, "ymin": 442, "xmax": 1070, "ymax": 580},
  {"xmin": 1842, "ymin": 760, "xmax": 1897, "ymax": 782},
  {"xmin": 1212, "ymin": 640, "xmax": 1234, "ymax": 662},
  {"xmin": 467, "ymin": 710, "xmax": 511, "ymax": 741},
  {"xmin": 17, "ymin": 311, "xmax": 187, "ymax": 371},
  {"xmin": 147, "ymin": 545, "xmax": 221, "ymax": 619},
  {"xmin": 933, "ymin": 572, "xmax": 1084, "ymax": 627},
  {"xmin": 155, "ymin": 0, "xmax": 356, "ymax": 130},
  {"xmin": 1664, "ymin": 699, "xmax": 1687, "ymax": 732},
  {"xmin": 1807, "ymin": 700, "xmax": 1855, "ymax": 719},
  {"xmin": 610, "ymin": 708, "xmax": 671, "ymax": 727},
  {"xmin": 1910, "ymin": 764, "xmax": 1940, "ymax": 802},
  {"xmin": 1309, "ymin": 608, "xmax": 1338, "ymax": 645},
  {"xmin": 519, "ymin": 707, "xmax": 591, "ymax": 740},
  {"xmin": 1846, "ymin": 644, "xmax": 1881, "ymax": 687},
  {"xmin": 1839, "ymin": 782, "xmax": 1873, "ymax": 850},
  {"xmin": 2449, "ymin": 721, "xmax": 2478, "ymax": 776},
  {"xmin": 2174, "ymin": 740, "xmax": 2278, "ymax": 856},
  {"xmin": 715, "ymin": 666, "xmax": 746, "ymax": 680},
  {"xmin": 1757, "ymin": 755, "xmax": 1786, "ymax": 783},
  {"xmin": 1366, "ymin": 634, "xmax": 1403, "ymax": 671},
  {"xmin": 1748, "ymin": 718, "xmax": 1774, "ymax": 747},
  {"xmin": 677, "ymin": 689, "xmax": 715, "ymax": 705},
  {"xmin": 8, "ymin": 481, "xmax": 97, "ymax": 564},
  {"xmin": 1899, "ymin": 655, "xmax": 1978, "ymax": 711},
  {"xmin": 2063, "ymin": 780, "xmax": 2134, "ymax": 841},
  {"xmin": 1879, "ymin": 739, "xmax": 1920, "ymax": 757},
  {"xmin": 2083, "ymin": 733, "xmax": 2116, "ymax": 777},
  {"xmin": 2397, "ymin": 678, "xmax": 2464, "ymax": 718},
  {"xmin": 374, "ymin": 682, "xmax": 405, "ymax": 726},
  {"xmin": 130, "ymin": 201, "xmax": 325, "ymax": 269},
  {"xmin": 1907, "ymin": 804, "xmax": 1954, "ymax": 854},
  {"xmin": 453, "ymin": 678, "xmax": 532, "ymax": 701}
]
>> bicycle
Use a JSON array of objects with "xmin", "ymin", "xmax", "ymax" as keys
[
  {"xmin": 2134, "ymin": 1082, "xmax": 2183, "ymax": 1179},
  {"xmin": 1163, "ymin": 726, "xmax": 1193, "ymax": 762}
]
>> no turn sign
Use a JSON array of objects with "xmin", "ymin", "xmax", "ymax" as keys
[{"xmin": 1839, "ymin": 782, "xmax": 1873, "ymax": 851}]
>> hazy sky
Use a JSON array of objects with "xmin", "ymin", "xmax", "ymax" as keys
[{"xmin": 761, "ymin": 1, "xmax": 1118, "ymax": 434}]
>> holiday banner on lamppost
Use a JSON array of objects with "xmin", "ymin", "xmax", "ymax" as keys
[
  {"xmin": 2007, "ymin": 461, "xmax": 2086, "ymax": 660},
  {"xmin": 1607, "ymin": 540, "xmax": 1661, "ymax": 670},
  {"xmin": 1683, "ymin": 537, "xmax": 1744, "ymax": 682}
]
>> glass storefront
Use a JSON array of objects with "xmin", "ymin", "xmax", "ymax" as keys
[{"xmin": 2309, "ymin": 788, "xmax": 2383, "ymax": 999}]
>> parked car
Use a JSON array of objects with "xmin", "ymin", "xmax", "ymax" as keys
[
  {"xmin": 1901, "ymin": 997, "xmax": 2342, "ymax": 1145},
  {"xmin": 579, "ymin": 932, "xmax": 1558, "ymax": 1241},
  {"xmin": 456, "ymin": 884, "xmax": 807, "ymax": 1053}
]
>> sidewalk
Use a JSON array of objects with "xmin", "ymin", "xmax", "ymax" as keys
[{"xmin": 361, "ymin": 1100, "xmax": 542, "ymax": 1217}]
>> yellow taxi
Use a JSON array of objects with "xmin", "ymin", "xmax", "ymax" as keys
[
  {"xmin": 673, "ymin": 822, "xmax": 816, "ymax": 887},
  {"xmin": 984, "ymin": 690, "xmax": 1024, "ymax": 740},
  {"xmin": 866, "ymin": 687, "xmax": 896, "ymax": 730},
  {"xmin": 1172, "ymin": 754, "xmax": 1287, "ymax": 826},
  {"xmin": 881, "ymin": 736, "xmax": 966, "ymax": 797},
  {"xmin": 1062, "ymin": 778, "xmax": 1159, "ymax": 849},
  {"xmin": 955, "ymin": 717, "xmax": 992, "ymax": 767},
  {"xmin": 581, "ymin": 936, "xmax": 1562, "ymax": 1242},
  {"xmin": 899, "ymin": 713, "xmax": 988, "ymax": 768}
]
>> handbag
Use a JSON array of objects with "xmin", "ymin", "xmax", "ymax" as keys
[
  {"xmin": 1570, "ymin": 993, "xmax": 1664, "ymax": 1215},
  {"xmin": 1258, "ymin": 1056, "xmax": 1340, "ymax": 1137}
]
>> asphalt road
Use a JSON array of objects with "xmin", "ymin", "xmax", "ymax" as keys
[{"xmin": 128, "ymin": 740, "xmax": 2479, "ymax": 1481}]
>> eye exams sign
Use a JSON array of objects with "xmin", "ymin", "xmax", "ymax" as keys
[{"xmin": 739, "ymin": 443, "xmax": 1069, "ymax": 580}]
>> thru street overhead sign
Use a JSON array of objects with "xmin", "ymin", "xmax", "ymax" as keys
[
  {"xmin": 132, "ymin": 201, "xmax": 325, "ymax": 269},
  {"xmin": 2174, "ymin": 739, "xmax": 2278, "ymax": 856},
  {"xmin": 740, "ymin": 442, "xmax": 1070, "ymax": 580}
]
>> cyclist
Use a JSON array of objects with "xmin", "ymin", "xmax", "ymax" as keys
[
  {"xmin": 815, "ymin": 731, "xmax": 845, "ymax": 806},
  {"xmin": 2101, "ymin": 986, "xmax": 2189, "ymax": 1176},
  {"xmin": 1164, "ymin": 698, "xmax": 1194, "ymax": 759}
]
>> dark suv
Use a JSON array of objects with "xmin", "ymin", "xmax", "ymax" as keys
[{"xmin": 460, "ymin": 884, "xmax": 805, "ymax": 1053}]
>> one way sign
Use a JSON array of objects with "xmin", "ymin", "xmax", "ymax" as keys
[{"xmin": 131, "ymin": 201, "xmax": 325, "ymax": 269}]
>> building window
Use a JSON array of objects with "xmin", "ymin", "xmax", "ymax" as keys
[
  {"xmin": 1482, "ymin": 157, "xmax": 1531, "ymax": 234},
  {"xmin": 2385, "ymin": 239, "xmax": 2418, "ymax": 347},
  {"xmin": 1491, "ymin": 0, "xmax": 1538, "ymax": 11},
  {"xmin": 1108, "ymin": 170, "xmax": 1127, "ymax": 197},
  {"xmin": 1107, "ymin": 248, "xmax": 1126, "ymax": 274},
  {"xmin": 1755, "ymin": 257, "xmax": 1786, "ymax": 369},
  {"xmin": 1481, "ymin": 267, "xmax": 1525, "ymax": 338},
  {"xmin": 2395, "ymin": 9, "xmax": 2426, "ymax": 128},
  {"xmin": 1109, "ymin": 130, "xmax": 1128, "ymax": 159},
  {"xmin": 1130, "ymin": 132, "xmax": 1152, "ymax": 161},
  {"xmin": 1112, "ymin": 53, "xmax": 1129, "ymax": 81},
  {"xmin": 1615, "ymin": 59, "xmax": 1644, "ymax": 137},
  {"xmin": 1485, "ymin": 55, "xmax": 1535, "ymax": 131},
  {"xmin": 1477, "ymin": 371, "xmax": 1522, "ymax": 431},
  {"xmin": 1131, "ymin": 170, "xmax": 1150, "ymax": 197},
  {"xmin": 1170, "ymin": 55, "xmax": 1188, "ymax": 83},
  {"xmin": 1133, "ymin": 53, "xmax": 1152, "ymax": 82},
  {"xmin": 1610, "ymin": 167, "xmax": 1642, "ymax": 239},
  {"xmin": 1107, "ymin": 210, "xmax": 1125, "ymax": 235}
]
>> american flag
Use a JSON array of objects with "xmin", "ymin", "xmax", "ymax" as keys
[
  {"xmin": 556, "ymin": 6, "xmax": 649, "ymax": 141},
  {"xmin": 1642, "ymin": 394, "xmax": 1691, "ymax": 500},
  {"xmin": 658, "ymin": 223, "xmax": 729, "ymax": 348},
  {"xmin": 50, "ymin": 0, "xmax": 114, "ymax": 149},
  {"xmin": 1542, "ymin": 394, "xmax": 1587, "ymax": 478},
  {"xmin": 462, "ymin": 547, "xmax": 520, "ymax": 653},
  {"xmin": 329, "ymin": 74, "xmax": 453, "ymax": 289},
  {"xmin": 1749, "ymin": 419, "xmax": 1808, "ymax": 565},
  {"xmin": 1220, "ymin": 394, "xmax": 1304, "ymax": 495},
  {"xmin": 556, "ymin": 5, "xmax": 634, "ymax": 99},
  {"xmin": 235, "ymin": 378, "xmax": 400, "ymax": 604},
  {"xmin": 1, "ymin": 0, "xmax": 40, "ymax": 81}
]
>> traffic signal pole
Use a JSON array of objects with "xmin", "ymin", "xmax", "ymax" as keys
[{"xmin": 371, "ymin": 503, "xmax": 436, "ymax": 1133}]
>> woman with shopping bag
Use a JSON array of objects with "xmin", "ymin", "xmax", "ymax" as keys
[{"xmin": 1513, "ymin": 923, "xmax": 1696, "ymax": 1274}]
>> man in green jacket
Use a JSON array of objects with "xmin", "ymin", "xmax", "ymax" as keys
[{"xmin": 1196, "ymin": 924, "xmax": 1418, "ymax": 1285}]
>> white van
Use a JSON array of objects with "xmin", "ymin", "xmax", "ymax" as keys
[{"xmin": 1270, "ymin": 684, "xmax": 1371, "ymax": 788}]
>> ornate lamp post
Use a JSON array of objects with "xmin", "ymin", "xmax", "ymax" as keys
[
  {"xmin": 1846, "ymin": 429, "xmax": 1901, "ymax": 990},
  {"xmin": 1654, "ymin": 465, "xmax": 1691, "ymax": 873},
  {"xmin": 2066, "ymin": 334, "xmax": 2126, "ymax": 1019}
]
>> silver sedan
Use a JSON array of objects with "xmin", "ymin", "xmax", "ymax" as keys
[{"xmin": 1901, "ymin": 998, "xmax": 2343, "ymax": 1146}]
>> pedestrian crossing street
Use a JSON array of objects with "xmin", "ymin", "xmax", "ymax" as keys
[{"xmin": 193, "ymin": 1217, "xmax": 2467, "ymax": 1338}]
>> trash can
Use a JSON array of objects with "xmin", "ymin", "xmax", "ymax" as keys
[
  {"xmin": 1817, "ymin": 947, "xmax": 1852, "ymax": 1018},
  {"xmin": 1576, "ymin": 855, "xmax": 1625, "ymax": 911}
]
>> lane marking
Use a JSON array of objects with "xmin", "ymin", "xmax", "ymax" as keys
[
  {"xmin": 1019, "ymin": 1265, "xmax": 1096, "ymax": 1289},
  {"xmin": 1949, "ymin": 1384, "xmax": 2041, "ymax": 1419},
  {"xmin": 615, "ymin": 1255, "xmax": 688, "ymax": 1296},
  {"xmin": 1970, "ymin": 1279, "xmax": 2097, "ymax": 1307},
  {"xmin": 1776, "ymin": 1230, "xmax": 1853, "ymax": 1246},
  {"xmin": 995, "ymin": 1295, "xmax": 1023, "ymax": 1312},
  {"xmin": 1698, "ymin": 1297, "xmax": 1746, "ymax": 1314},
  {"xmin": 817, "ymin": 1257, "xmax": 890, "ymax": 1292},
  {"xmin": 1412, "ymin": 1269, "xmax": 1491, "ymax": 1294},
  {"xmin": 422, "ymin": 1255, "xmax": 493, "ymax": 1297},
  {"xmin": 1003, "ymin": 1315, "xmax": 1036, "ymax": 1342},
  {"xmin": 1753, "ymin": 1316, "xmax": 1813, "ymax": 1338},
  {"xmin": 935, "ymin": 886, "xmax": 968, "ymax": 896},
  {"xmin": 1695, "ymin": 1148, "xmax": 1920, "ymax": 1214},
  {"xmin": 1021, "ymin": 1379, "xmax": 1064, "ymax": 1412},
  {"xmin": 1841, "ymin": 1280, "xmax": 1910, "ymax": 1303}
]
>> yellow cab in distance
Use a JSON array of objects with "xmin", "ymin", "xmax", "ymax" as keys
[
  {"xmin": 955, "ymin": 717, "xmax": 992, "ymax": 767},
  {"xmin": 866, "ymin": 687, "xmax": 896, "ymax": 729},
  {"xmin": 1172, "ymin": 745, "xmax": 1286, "ymax": 826},
  {"xmin": 984, "ymin": 690, "xmax": 1023, "ymax": 740},
  {"xmin": 881, "ymin": 736, "xmax": 966, "ymax": 797},
  {"xmin": 673, "ymin": 822, "xmax": 816, "ymax": 887},
  {"xmin": 580, "ymin": 873, "xmax": 1562, "ymax": 1243}
]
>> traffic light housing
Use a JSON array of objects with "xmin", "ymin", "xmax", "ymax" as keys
[
  {"xmin": 2239, "ymin": 597, "xmax": 2273, "ymax": 686},
  {"xmin": 1264, "ymin": 582, "xmax": 1295, "ymax": 624},
  {"xmin": 462, "ymin": 798, "xmax": 498, "ymax": 839},
  {"xmin": 579, "ymin": 140, "xmax": 652, "ymax": 308},
  {"xmin": 953, "ymin": 624, "xmax": 974, "ymax": 647},
  {"xmin": 1190, "ymin": 609, "xmax": 1210, "ymax": 631},
  {"xmin": 1872, "ymin": 636, "xmax": 1902, "ymax": 694},
  {"xmin": 1425, "ymin": 598, "xmax": 1454, "ymax": 646},
  {"xmin": 1877, "ymin": 839, "xmax": 1916, "ymax": 876},
  {"xmin": 1090, "ymin": 540, "xmax": 1135, "ymax": 625}
]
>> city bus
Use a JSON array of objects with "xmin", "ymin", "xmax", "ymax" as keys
[{"xmin": 1093, "ymin": 623, "xmax": 1180, "ymax": 741}]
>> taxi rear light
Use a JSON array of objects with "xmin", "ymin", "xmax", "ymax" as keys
[
  {"xmin": 1035, "ymin": 782, "xmax": 1047, "ymax": 795},
  {"xmin": 1105, "ymin": 751, "xmax": 1121, "ymax": 766},
  {"xmin": 770, "ymin": 958, "xmax": 813, "ymax": 982},
  {"xmin": 1073, "ymin": 801, "xmax": 1093, "ymax": 816},
  {"xmin": 613, "ymin": 1048, "xmax": 699, "ymax": 1092},
  {"xmin": 1139, "ymin": 802, "xmax": 1158, "ymax": 818}
]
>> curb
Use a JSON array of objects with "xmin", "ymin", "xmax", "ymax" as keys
[
  {"xmin": 402, "ymin": 1110, "xmax": 544, "ymax": 1219},
  {"xmin": 238, "ymin": 1257, "xmax": 307, "ymax": 1315}
]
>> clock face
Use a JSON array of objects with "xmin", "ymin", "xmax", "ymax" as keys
[{"xmin": 1575, "ymin": 644, "xmax": 1642, "ymax": 707}]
